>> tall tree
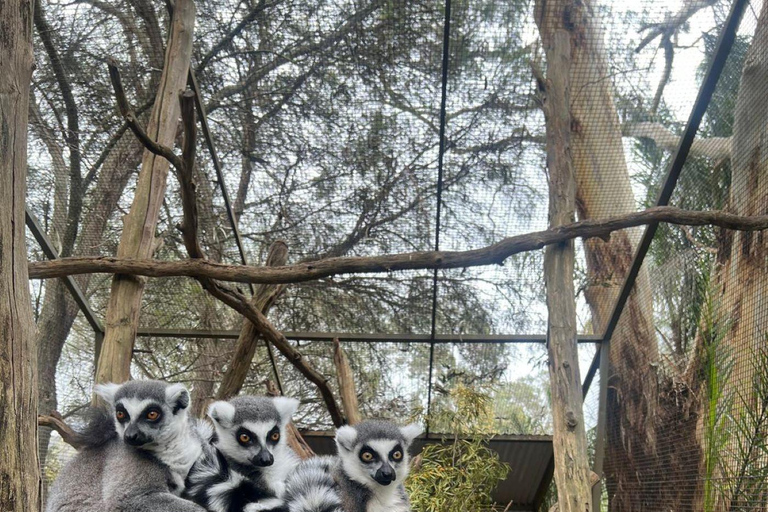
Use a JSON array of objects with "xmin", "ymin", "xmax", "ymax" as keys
[{"xmin": 0, "ymin": 0, "xmax": 41, "ymax": 509}]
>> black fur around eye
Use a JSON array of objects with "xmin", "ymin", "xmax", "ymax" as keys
[
  {"xmin": 115, "ymin": 406, "xmax": 129, "ymax": 423},
  {"xmin": 144, "ymin": 408, "xmax": 162, "ymax": 422},
  {"xmin": 359, "ymin": 449, "xmax": 376, "ymax": 463},
  {"xmin": 237, "ymin": 429, "xmax": 253, "ymax": 445}
]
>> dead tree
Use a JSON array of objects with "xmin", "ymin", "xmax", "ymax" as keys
[
  {"xmin": 0, "ymin": 0, "xmax": 42, "ymax": 509},
  {"xmin": 333, "ymin": 338, "xmax": 362, "ymax": 425},
  {"xmin": 538, "ymin": 30, "xmax": 593, "ymax": 512},
  {"xmin": 95, "ymin": 0, "xmax": 196, "ymax": 387}
]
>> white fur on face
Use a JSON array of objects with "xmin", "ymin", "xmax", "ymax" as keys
[
  {"xmin": 112, "ymin": 398, "xmax": 156, "ymax": 436},
  {"xmin": 214, "ymin": 420, "xmax": 280, "ymax": 465},
  {"xmin": 338, "ymin": 437, "xmax": 411, "ymax": 492}
]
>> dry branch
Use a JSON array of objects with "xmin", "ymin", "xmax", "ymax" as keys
[
  {"xmin": 30, "ymin": 207, "xmax": 768, "ymax": 284},
  {"xmin": 38, "ymin": 412, "xmax": 88, "ymax": 450},
  {"xmin": 265, "ymin": 380, "xmax": 316, "ymax": 459},
  {"xmin": 166, "ymin": 91, "xmax": 345, "ymax": 427},
  {"xmin": 626, "ymin": 122, "xmax": 732, "ymax": 160},
  {"xmin": 333, "ymin": 338, "xmax": 361, "ymax": 425}
]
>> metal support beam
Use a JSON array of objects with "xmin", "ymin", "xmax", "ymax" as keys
[
  {"xmin": 135, "ymin": 327, "xmax": 602, "ymax": 343},
  {"xmin": 25, "ymin": 208, "xmax": 104, "ymax": 334}
]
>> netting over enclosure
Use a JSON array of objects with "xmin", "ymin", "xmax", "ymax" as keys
[{"xmin": 26, "ymin": 0, "xmax": 768, "ymax": 509}]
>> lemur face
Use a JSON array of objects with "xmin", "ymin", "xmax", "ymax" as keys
[
  {"xmin": 95, "ymin": 380, "xmax": 190, "ymax": 450},
  {"xmin": 335, "ymin": 420, "xmax": 422, "ymax": 488},
  {"xmin": 207, "ymin": 396, "xmax": 299, "ymax": 468}
]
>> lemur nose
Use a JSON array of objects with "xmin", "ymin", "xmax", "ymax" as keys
[
  {"xmin": 375, "ymin": 464, "xmax": 396, "ymax": 485},
  {"xmin": 124, "ymin": 431, "xmax": 149, "ymax": 446},
  {"xmin": 252, "ymin": 449, "xmax": 274, "ymax": 467}
]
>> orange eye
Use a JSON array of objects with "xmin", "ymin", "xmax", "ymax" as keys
[
  {"xmin": 116, "ymin": 411, "xmax": 125, "ymax": 420},
  {"xmin": 146, "ymin": 410, "xmax": 160, "ymax": 421},
  {"xmin": 239, "ymin": 433, "xmax": 251, "ymax": 444},
  {"xmin": 392, "ymin": 451, "xmax": 403, "ymax": 461},
  {"xmin": 361, "ymin": 451, "xmax": 374, "ymax": 462},
  {"xmin": 270, "ymin": 432, "xmax": 281, "ymax": 442}
]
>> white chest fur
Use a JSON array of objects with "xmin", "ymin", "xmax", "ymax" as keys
[{"xmin": 366, "ymin": 485, "xmax": 409, "ymax": 512}]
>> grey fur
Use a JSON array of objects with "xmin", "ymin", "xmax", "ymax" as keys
[
  {"xmin": 45, "ymin": 380, "xmax": 206, "ymax": 512},
  {"xmin": 283, "ymin": 420, "xmax": 421, "ymax": 512}
]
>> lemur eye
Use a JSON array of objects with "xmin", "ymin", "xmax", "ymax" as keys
[
  {"xmin": 270, "ymin": 432, "xmax": 280, "ymax": 442},
  {"xmin": 116, "ymin": 411, "xmax": 126, "ymax": 421},
  {"xmin": 239, "ymin": 433, "xmax": 251, "ymax": 444},
  {"xmin": 145, "ymin": 410, "xmax": 161, "ymax": 421},
  {"xmin": 361, "ymin": 451, "xmax": 374, "ymax": 462},
  {"xmin": 392, "ymin": 451, "xmax": 403, "ymax": 461}
]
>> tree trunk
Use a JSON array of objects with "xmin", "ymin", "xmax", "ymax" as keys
[
  {"xmin": 333, "ymin": 338, "xmax": 361, "ymax": 425},
  {"xmin": 36, "ymin": 135, "xmax": 141, "ymax": 466},
  {"xmin": 541, "ymin": 30, "xmax": 593, "ymax": 512},
  {"xmin": 0, "ymin": 0, "xmax": 42, "ymax": 509},
  {"xmin": 95, "ymin": 0, "xmax": 195, "ymax": 387},
  {"xmin": 216, "ymin": 241, "xmax": 288, "ymax": 400},
  {"xmin": 534, "ymin": 2, "xmax": 694, "ymax": 510}
]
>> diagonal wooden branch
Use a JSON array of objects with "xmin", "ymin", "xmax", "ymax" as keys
[
  {"xmin": 172, "ymin": 92, "xmax": 344, "ymax": 427},
  {"xmin": 29, "ymin": 207, "xmax": 768, "ymax": 284},
  {"xmin": 625, "ymin": 122, "xmax": 732, "ymax": 160},
  {"xmin": 107, "ymin": 59, "xmax": 186, "ymax": 173},
  {"xmin": 38, "ymin": 412, "xmax": 88, "ymax": 450},
  {"xmin": 636, "ymin": 0, "xmax": 718, "ymax": 52}
]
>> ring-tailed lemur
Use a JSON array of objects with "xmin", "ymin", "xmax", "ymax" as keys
[
  {"xmin": 283, "ymin": 420, "xmax": 422, "ymax": 512},
  {"xmin": 45, "ymin": 380, "xmax": 207, "ymax": 512},
  {"xmin": 184, "ymin": 396, "xmax": 300, "ymax": 512}
]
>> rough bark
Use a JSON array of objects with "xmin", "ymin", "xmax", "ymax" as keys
[
  {"xmin": 535, "ymin": 1, "xmax": 691, "ymax": 510},
  {"xmin": 215, "ymin": 240, "xmax": 288, "ymax": 400},
  {"xmin": 95, "ymin": 0, "xmax": 195, "ymax": 387},
  {"xmin": 333, "ymin": 338, "xmax": 361, "ymax": 425},
  {"xmin": 0, "ymin": 1, "xmax": 42, "ymax": 509},
  {"xmin": 540, "ymin": 30, "xmax": 592, "ymax": 512},
  {"xmin": 28, "ymin": 207, "xmax": 768, "ymax": 284}
]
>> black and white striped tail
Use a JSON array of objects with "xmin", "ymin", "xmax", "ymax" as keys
[{"xmin": 282, "ymin": 457, "xmax": 344, "ymax": 512}]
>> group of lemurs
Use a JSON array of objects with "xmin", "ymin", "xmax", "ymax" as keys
[{"xmin": 46, "ymin": 380, "xmax": 421, "ymax": 512}]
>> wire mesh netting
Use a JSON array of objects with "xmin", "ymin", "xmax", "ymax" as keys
[{"xmin": 25, "ymin": 0, "xmax": 768, "ymax": 509}]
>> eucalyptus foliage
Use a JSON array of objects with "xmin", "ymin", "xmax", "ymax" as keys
[{"xmin": 407, "ymin": 385, "xmax": 510, "ymax": 512}]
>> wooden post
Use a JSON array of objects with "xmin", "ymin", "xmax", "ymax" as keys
[
  {"xmin": 215, "ymin": 241, "xmax": 288, "ymax": 400},
  {"xmin": 0, "ymin": 0, "xmax": 41, "ymax": 509},
  {"xmin": 541, "ymin": 30, "xmax": 593, "ymax": 512},
  {"xmin": 95, "ymin": 0, "xmax": 195, "ymax": 387},
  {"xmin": 333, "ymin": 338, "xmax": 361, "ymax": 425}
]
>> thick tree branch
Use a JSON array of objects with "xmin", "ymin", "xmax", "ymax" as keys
[
  {"xmin": 38, "ymin": 412, "xmax": 88, "ymax": 450},
  {"xmin": 625, "ymin": 122, "xmax": 732, "ymax": 159},
  {"xmin": 30, "ymin": 207, "xmax": 768, "ymax": 284}
]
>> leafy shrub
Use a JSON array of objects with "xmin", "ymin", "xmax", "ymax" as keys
[{"xmin": 407, "ymin": 385, "xmax": 510, "ymax": 512}]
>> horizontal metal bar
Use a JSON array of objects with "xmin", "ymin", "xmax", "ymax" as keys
[
  {"xmin": 25, "ymin": 208, "xmax": 104, "ymax": 334},
  {"xmin": 136, "ymin": 327, "xmax": 602, "ymax": 344}
]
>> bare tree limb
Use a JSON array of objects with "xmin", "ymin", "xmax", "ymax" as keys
[
  {"xmin": 625, "ymin": 122, "xmax": 732, "ymax": 159},
  {"xmin": 333, "ymin": 338, "xmax": 361, "ymax": 425},
  {"xmin": 636, "ymin": 0, "xmax": 718, "ymax": 52},
  {"xmin": 38, "ymin": 412, "xmax": 88, "ymax": 450},
  {"xmin": 170, "ymin": 91, "xmax": 345, "ymax": 427},
  {"xmin": 30, "ymin": 207, "xmax": 768, "ymax": 284}
]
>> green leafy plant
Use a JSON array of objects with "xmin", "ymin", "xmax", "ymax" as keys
[{"xmin": 407, "ymin": 385, "xmax": 510, "ymax": 512}]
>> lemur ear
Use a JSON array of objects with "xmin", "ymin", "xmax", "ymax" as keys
[
  {"xmin": 335, "ymin": 425, "xmax": 358, "ymax": 452},
  {"xmin": 273, "ymin": 397, "xmax": 299, "ymax": 425},
  {"xmin": 165, "ymin": 383, "xmax": 190, "ymax": 414},
  {"xmin": 94, "ymin": 383, "xmax": 121, "ymax": 406},
  {"xmin": 208, "ymin": 401, "xmax": 236, "ymax": 428},
  {"xmin": 400, "ymin": 423, "xmax": 423, "ymax": 445}
]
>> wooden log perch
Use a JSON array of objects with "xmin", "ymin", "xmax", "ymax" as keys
[
  {"xmin": 333, "ymin": 338, "xmax": 361, "ymax": 425},
  {"xmin": 38, "ymin": 412, "xmax": 88, "ymax": 450},
  {"xmin": 265, "ymin": 380, "xmax": 316, "ymax": 460},
  {"xmin": 28, "ymin": 207, "xmax": 768, "ymax": 284},
  {"xmin": 541, "ymin": 30, "xmax": 592, "ymax": 512}
]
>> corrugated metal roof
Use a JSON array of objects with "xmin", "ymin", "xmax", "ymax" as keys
[{"xmin": 299, "ymin": 431, "xmax": 554, "ymax": 511}]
